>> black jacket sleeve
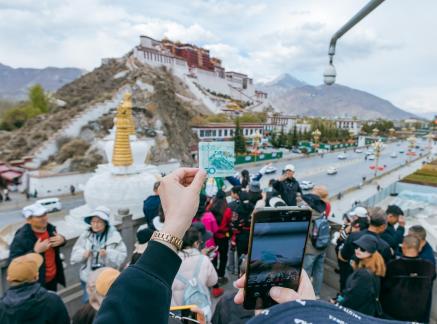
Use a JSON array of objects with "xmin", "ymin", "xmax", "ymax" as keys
[
  {"xmin": 271, "ymin": 180, "xmax": 282, "ymax": 193},
  {"xmin": 8, "ymin": 229, "xmax": 33, "ymax": 262},
  {"xmin": 47, "ymin": 292, "xmax": 70, "ymax": 324},
  {"xmin": 94, "ymin": 240, "xmax": 182, "ymax": 324}
]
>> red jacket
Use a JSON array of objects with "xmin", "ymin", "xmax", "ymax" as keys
[{"xmin": 215, "ymin": 208, "xmax": 232, "ymax": 239}]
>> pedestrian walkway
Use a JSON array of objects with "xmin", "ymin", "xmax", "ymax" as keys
[{"xmin": 330, "ymin": 155, "xmax": 431, "ymax": 224}]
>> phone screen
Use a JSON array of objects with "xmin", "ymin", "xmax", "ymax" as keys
[{"xmin": 244, "ymin": 207, "xmax": 311, "ymax": 309}]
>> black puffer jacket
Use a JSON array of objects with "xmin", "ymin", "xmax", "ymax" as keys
[
  {"xmin": 272, "ymin": 177, "xmax": 302, "ymax": 206},
  {"xmin": 8, "ymin": 223, "xmax": 66, "ymax": 287},
  {"xmin": 0, "ymin": 282, "xmax": 69, "ymax": 324}
]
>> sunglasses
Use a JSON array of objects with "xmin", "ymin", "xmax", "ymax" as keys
[{"xmin": 355, "ymin": 246, "xmax": 368, "ymax": 253}]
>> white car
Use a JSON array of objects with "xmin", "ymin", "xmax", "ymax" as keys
[
  {"xmin": 390, "ymin": 152, "xmax": 397, "ymax": 158},
  {"xmin": 367, "ymin": 155, "xmax": 376, "ymax": 160},
  {"xmin": 264, "ymin": 165, "xmax": 277, "ymax": 174},
  {"xmin": 327, "ymin": 167, "xmax": 338, "ymax": 175},
  {"xmin": 36, "ymin": 198, "xmax": 62, "ymax": 213},
  {"xmin": 337, "ymin": 154, "xmax": 347, "ymax": 160},
  {"xmin": 299, "ymin": 180, "xmax": 314, "ymax": 190},
  {"xmin": 355, "ymin": 149, "xmax": 363, "ymax": 153}
]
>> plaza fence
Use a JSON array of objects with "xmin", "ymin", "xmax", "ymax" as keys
[{"xmin": 235, "ymin": 151, "xmax": 283, "ymax": 165}]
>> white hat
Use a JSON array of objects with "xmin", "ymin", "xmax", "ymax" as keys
[
  {"xmin": 22, "ymin": 204, "xmax": 47, "ymax": 218},
  {"xmin": 85, "ymin": 206, "xmax": 111, "ymax": 224},
  {"xmin": 283, "ymin": 164, "xmax": 296, "ymax": 172},
  {"xmin": 269, "ymin": 197, "xmax": 287, "ymax": 207},
  {"xmin": 348, "ymin": 207, "xmax": 368, "ymax": 218}
]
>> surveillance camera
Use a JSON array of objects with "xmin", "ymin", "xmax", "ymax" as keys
[{"xmin": 323, "ymin": 63, "xmax": 336, "ymax": 86}]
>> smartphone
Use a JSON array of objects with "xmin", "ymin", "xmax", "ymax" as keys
[
  {"xmin": 243, "ymin": 206, "xmax": 312, "ymax": 310},
  {"xmin": 169, "ymin": 305, "xmax": 203, "ymax": 323}
]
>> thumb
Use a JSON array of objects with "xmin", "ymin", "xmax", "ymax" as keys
[
  {"xmin": 189, "ymin": 169, "xmax": 207, "ymax": 193},
  {"xmin": 269, "ymin": 286, "xmax": 299, "ymax": 304}
]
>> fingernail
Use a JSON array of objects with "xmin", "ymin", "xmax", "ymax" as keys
[{"xmin": 269, "ymin": 287, "xmax": 280, "ymax": 299}]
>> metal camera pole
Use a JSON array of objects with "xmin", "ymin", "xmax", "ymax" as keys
[{"xmin": 324, "ymin": 0, "xmax": 386, "ymax": 85}]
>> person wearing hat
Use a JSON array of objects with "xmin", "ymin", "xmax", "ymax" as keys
[
  {"xmin": 70, "ymin": 206, "xmax": 127, "ymax": 303},
  {"xmin": 381, "ymin": 204, "xmax": 405, "ymax": 251},
  {"xmin": 271, "ymin": 164, "xmax": 302, "ymax": 206},
  {"xmin": 72, "ymin": 267, "xmax": 120, "ymax": 324},
  {"xmin": 335, "ymin": 234, "xmax": 386, "ymax": 317},
  {"xmin": 0, "ymin": 253, "xmax": 69, "ymax": 324},
  {"xmin": 9, "ymin": 203, "xmax": 66, "ymax": 292}
]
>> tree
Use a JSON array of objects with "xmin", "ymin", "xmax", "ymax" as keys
[
  {"xmin": 278, "ymin": 128, "xmax": 287, "ymax": 147},
  {"xmin": 234, "ymin": 117, "xmax": 246, "ymax": 154},
  {"xmin": 292, "ymin": 126, "xmax": 298, "ymax": 147},
  {"xmin": 29, "ymin": 84, "xmax": 49, "ymax": 113}
]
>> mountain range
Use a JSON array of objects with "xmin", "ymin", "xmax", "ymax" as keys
[
  {"xmin": 0, "ymin": 63, "xmax": 84, "ymax": 101},
  {"xmin": 256, "ymin": 74, "xmax": 418, "ymax": 120}
]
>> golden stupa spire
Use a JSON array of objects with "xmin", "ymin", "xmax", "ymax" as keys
[
  {"xmin": 121, "ymin": 92, "xmax": 136, "ymax": 135},
  {"xmin": 112, "ymin": 93, "xmax": 134, "ymax": 167}
]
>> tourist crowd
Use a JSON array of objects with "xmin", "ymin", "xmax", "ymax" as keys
[{"xmin": 0, "ymin": 166, "xmax": 435, "ymax": 323}]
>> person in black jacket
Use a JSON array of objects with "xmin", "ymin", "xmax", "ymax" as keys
[
  {"xmin": 336, "ymin": 234, "xmax": 386, "ymax": 317},
  {"xmin": 0, "ymin": 253, "xmax": 69, "ymax": 324},
  {"xmin": 271, "ymin": 164, "xmax": 302, "ymax": 206},
  {"xmin": 143, "ymin": 181, "xmax": 161, "ymax": 230},
  {"xmin": 9, "ymin": 204, "xmax": 66, "ymax": 291},
  {"xmin": 380, "ymin": 205, "xmax": 405, "ymax": 251}
]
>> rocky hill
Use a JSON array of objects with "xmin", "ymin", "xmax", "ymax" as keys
[
  {"xmin": 0, "ymin": 58, "xmax": 210, "ymax": 169},
  {"xmin": 256, "ymin": 73, "xmax": 416, "ymax": 120},
  {"xmin": 0, "ymin": 63, "xmax": 84, "ymax": 101}
]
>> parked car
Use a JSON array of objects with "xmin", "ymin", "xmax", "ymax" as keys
[
  {"xmin": 367, "ymin": 155, "xmax": 376, "ymax": 160},
  {"xmin": 390, "ymin": 152, "xmax": 397, "ymax": 158},
  {"xmin": 36, "ymin": 198, "xmax": 62, "ymax": 213},
  {"xmin": 327, "ymin": 167, "xmax": 338, "ymax": 175},
  {"xmin": 355, "ymin": 149, "xmax": 363, "ymax": 153},
  {"xmin": 337, "ymin": 154, "xmax": 347, "ymax": 160},
  {"xmin": 291, "ymin": 148, "xmax": 302, "ymax": 154},
  {"xmin": 264, "ymin": 165, "xmax": 277, "ymax": 174},
  {"xmin": 299, "ymin": 180, "xmax": 315, "ymax": 190}
]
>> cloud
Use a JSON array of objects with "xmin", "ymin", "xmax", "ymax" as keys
[{"xmin": 389, "ymin": 86, "xmax": 437, "ymax": 114}]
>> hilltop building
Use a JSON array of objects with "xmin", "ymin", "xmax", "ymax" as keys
[{"xmin": 132, "ymin": 35, "xmax": 268, "ymax": 109}]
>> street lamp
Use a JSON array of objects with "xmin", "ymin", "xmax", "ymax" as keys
[
  {"xmin": 372, "ymin": 128, "xmax": 379, "ymax": 138},
  {"xmin": 312, "ymin": 129, "xmax": 322, "ymax": 152},
  {"xmin": 373, "ymin": 140, "xmax": 383, "ymax": 178},
  {"xmin": 389, "ymin": 128, "xmax": 396, "ymax": 140},
  {"xmin": 324, "ymin": 0, "xmax": 385, "ymax": 85},
  {"xmin": 425, "ymin": 132, "xmax": 434, "ymax": 152},
  {"xmin": 406, "ymin": 135, "xmax": 417, "ymax": 163}
]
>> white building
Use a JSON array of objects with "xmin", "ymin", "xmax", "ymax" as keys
[
  {"xmin": 192, "ymin": 123, "xmax": 264, "ymax": 141},
  {"xmin": 335, "ymin": 118, "xmax": 362, "ymax": 135}
]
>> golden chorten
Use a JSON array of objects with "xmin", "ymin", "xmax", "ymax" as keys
[
  {"xmin": 112, "ymin": 93, "xmax": 134, "ymax": 166},
  {"xmin": 121, "ymin": 92, "xmax": 136, "ymax": 135}
]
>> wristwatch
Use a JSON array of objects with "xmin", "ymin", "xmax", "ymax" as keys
[{"xmin": 151, "ymin": 231, "xmax": 183, "ymax": 251}]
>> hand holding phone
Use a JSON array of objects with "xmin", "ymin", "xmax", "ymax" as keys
[
  {"xmin": 234, "ymin": 269, "xmax": 315, "ymax": 306},
  {"xmin": 243, "ymin": 207, "xmax": 312, "ymax": 309}
]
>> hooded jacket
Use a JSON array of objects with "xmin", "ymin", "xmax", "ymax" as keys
[
  {"xmin": 302, "ymin": 193, "xmax": 328, "ymax": 255},
  {"xmin": 8, "ymin": 223, "xmax": 66, "ymax": 287},
  {"xmin": 0, "ymin": 282, "xmax": 69, "ymax": 324},
  {"xmin": 143, "ymin": 195, "xmax": 161, "ymax": 230},
  {"xmin": 70, "ymin": 225, "xmax": 127, "ymax": 283}
]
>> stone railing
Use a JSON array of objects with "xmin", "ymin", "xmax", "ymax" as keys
[{"xmin": 0, "ymin": 209, "xmax": 144, "ymax": 316}]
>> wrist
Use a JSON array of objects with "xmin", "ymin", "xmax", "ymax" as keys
[{"xmin": 161, "ymin": 224, "xmax": 187, "ymax": 240}]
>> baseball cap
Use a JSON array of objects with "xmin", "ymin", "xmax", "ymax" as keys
[
  {"xmin": 7, "ymin": 253, "xmax": 43, "ymax": 283},
  {"xmin": 95, "ymin": 268, "xmax": 120, "ymax": 297},
  {"xmin": 85, "ymin": 206, "xmax": 111, "ymax": 224},
  {"xmin": 249, "ymin": 181, "xmax": 261, "ymax": 193},
  {"xmin": 283, "ymin": 164, "xmax": 296, "ymax": 172},
  {"xmin": 348, "ymin": 207, "xmax": 368, "ymax": 219},
  {"xmin": 354, "ymin": 234, "xmax": 378, "ymax": 254},
  {"xmin": 22, "ymin": 204, "xmax": 47, "ymax": 218},
  {"xmin": 386, "ymin": 205, "xmax": 403, "ymax": 216}
]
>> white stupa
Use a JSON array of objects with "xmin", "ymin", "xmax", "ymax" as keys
[{"xmin": 61, "ymin": 93, "xmax": 161, "ymax": 238}]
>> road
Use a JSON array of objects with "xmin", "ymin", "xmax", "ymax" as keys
[
  {"xmin": 0, "ymin": 196, "xmax": 85, "ymax": 228},
  {"xmin": 243, "ymin": 140, "xmax": 427, "ymax": 197},
  {"xmin": 0, "ymin": 140, "xmax": 428, "ymax": 228}
]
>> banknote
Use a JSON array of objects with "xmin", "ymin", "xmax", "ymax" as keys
[{"xmin": 198, "ymin": 141, "xmax": 235, "ymax": 177}]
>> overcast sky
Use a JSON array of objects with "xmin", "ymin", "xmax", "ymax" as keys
[{"xmin": 0, "ymin": 0, "xmax": 436, "ymax": 115}]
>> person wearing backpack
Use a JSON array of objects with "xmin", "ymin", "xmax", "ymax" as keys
[
  {"xmin": 171, "ymin": 226, "xmax": 218, "ymax": 321},
  {"xmin": 301, "ymin": 185, "xmax": 330, "ymax": 298}
]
